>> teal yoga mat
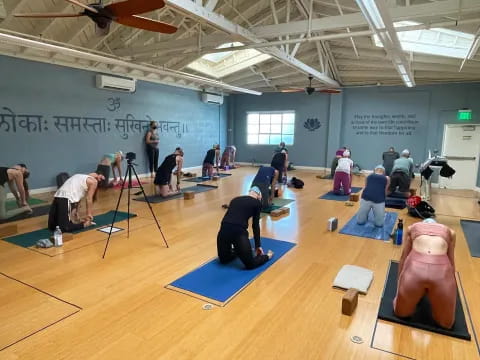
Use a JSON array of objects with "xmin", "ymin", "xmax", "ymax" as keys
[
  {"xmin": 2, "ymin": 211, "xmax": 136, "ymax": 248},
  {"xmin": 5, "ymin": 197, "xmax": 47, "ymax": 211}
]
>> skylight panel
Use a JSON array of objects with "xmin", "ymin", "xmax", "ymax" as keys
[{"xmin": 373, "ymin": 21, "xmax": 475, "ymax": 59}]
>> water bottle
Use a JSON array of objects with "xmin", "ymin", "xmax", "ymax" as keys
[
  {"xmin": 54, "ymin": 226, "xmax": 63, "ymax": 247},
  {"xmin": 395, "ymin": 219, "xmax": 403, "ymax": 246},
  {"xmin": 225, "ymin": 165, "xmax": 229, "ymax": 171},
  {"xmin": 282, "ymin": 175, "xmax": 287, "ymax": 185}
]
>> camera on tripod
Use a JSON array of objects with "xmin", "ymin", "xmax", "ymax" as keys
[{"xmin": 126, "ymin": 152, "xmax": 136, "ymax": 163}]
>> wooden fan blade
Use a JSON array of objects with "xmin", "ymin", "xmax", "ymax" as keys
[
  {"xmin": 14, "ymin": 12, "xmax": 84, "ymax": 18},
  {"xmin": 115, "ymin": 15, "xmax": 177, "ymax": 34},
  {"xmin": 281, "ymin": 88, "xmax": 303, "ymax": 93},
  {"xmin": 106, "ymin": 0, "xmax": 165, "ymax": 17},
  {"xmin": 65, "ymin": 0, "xmax": 98, "ymax": 13},
  {"xmin": 318, "ymin": 89, "xmax": 342, "ymax": 94}
]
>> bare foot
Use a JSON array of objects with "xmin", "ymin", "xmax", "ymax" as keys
[{"xmin": 267, "ymin": 250, "xmax": 274, "ymax": 259}]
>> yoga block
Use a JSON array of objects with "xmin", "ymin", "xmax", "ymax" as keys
[
  {"xmin": 63, "ymin": 233, "xmax": 74, "ymax": 242},
  {"xmin": 270, "ymin": 209, "xmax": 283, "ymax": 217},
  {"xmin": 342, "ymin": 288, "xmax": 359, "ymax": 316},
  {"xmin": 0, "ymin": 224, "xmax": 18, "ymax": 238},
  {"xmin": 410, "ymin": 188, "xmax": 417, "ymax": 196},
  {"xmin": 327, "ymin": 217, "xmax": 338, "ymax": 231},
  {"xmin": 349, "ymin": 193, "xmax": 359, "ymax": 202},
  {"xmin": 212, "ymin": 176, "xmax": 219, "ymax": 181},
  {"xmin": 184, "ymin": 191, "xmax": 195, "ymax": 200}
]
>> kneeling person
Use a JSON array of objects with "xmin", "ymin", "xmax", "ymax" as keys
[
  {"xmin": 357, "ymin": 165, "xmax": 389, "ymax": 227},
  {"xmin": 154, "ymin": 147, "xmax": 184, "ymax": 197},
  {"xmin": 217, "ymin": 187, "xmax": 274, "ymax": 269},
  {"xmin": 48, "ymin": 173, "xmax": 104, "ymax": 232},
  {"xmin": 388, "ymin": 149, "xmax": 414, "ymax": 197},
  {"xmin": 251, "ymin": 166, "xmax": 279, "ymax": 210}
]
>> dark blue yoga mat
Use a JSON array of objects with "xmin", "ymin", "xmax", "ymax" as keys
[
  {"xmin": 133, "ymin": 185, "xmax": 217, "ymax": 203},
  {"xmin": 386, "ymin": 197, "xmax": 407, "ymax": 209},
  {"xmin": 183, "ymin": 173, "xmax": 232, "ymax": 182},
  {"xmin": 460, "ymin": 219, "xmax": 480, "ymax": 258},
  {"xmin": 319, "ymin": 187, "xmax": 362, "ymax": 201},
  {"xmin": 340, "ymin": 211, "xmax": 398, "ymax": 240},
  {"xmin": 378, "ymin": 261, "xmax": 471, "ymax": 340},
  {"xmin": 2, "ymin": 211, "xmax": 135, "ymax": 248},
  {"xmin": 168, "ymin": 237, "xmax": 296, "ymax": 304}
]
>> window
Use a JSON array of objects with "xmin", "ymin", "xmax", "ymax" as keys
[
  {"xmin": 373, "ymin": 21, "xmax": 475, "ymax": 59},
  {"xmin": 247, "ymin": 111, "xmax": 295, "ymax": 145}
]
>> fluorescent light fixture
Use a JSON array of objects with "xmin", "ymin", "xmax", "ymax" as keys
[
  {"xmin": 467, "ymin": 37, "xmax": 480, "ymax": 60},
  {"xmin": 356, "ymin": 0, "xmax": 385, "ymax": 29},
  {"xmin": 397, "ymin": 64, "xmax": 407, "ymax": 75},
  {"xmin": 0, "ymin": 31, "xmax": 262, "ymax": 95}
]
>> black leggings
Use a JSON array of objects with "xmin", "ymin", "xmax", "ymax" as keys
[
  {"xmin": 217, "ymin": 224, "xmax": 269, "ymax": 269},
  {"xmin": 146, "ymin": 145, "xmax": 159, "ymax": 173},
  {"xmin": 48, "ymin": 197, "xmax": 84, "ymax": 233}
]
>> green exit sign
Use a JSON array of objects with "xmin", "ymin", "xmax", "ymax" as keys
[{"xmin": 458, "ymin": 109, "xmax": 472, "ymax": 121}]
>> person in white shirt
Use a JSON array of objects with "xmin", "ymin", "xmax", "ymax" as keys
[
  {"xmin": 333, "ymin": 150, "xmax": 354, "ymax": 195},
  {"xmin": 48, "ymin": 173, "xmax": 104, "ymax": 232}
]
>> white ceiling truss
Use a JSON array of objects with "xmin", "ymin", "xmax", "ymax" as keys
[{"xmin": 0, "ymin": 0, "xmax": 479, "ymax": 94}]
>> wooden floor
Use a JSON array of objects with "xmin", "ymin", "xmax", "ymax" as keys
[{"xmin": 0, "ymin": 167, "xmax": 479, "ymax": 360}]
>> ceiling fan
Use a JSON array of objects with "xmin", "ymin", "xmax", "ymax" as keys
[
  {"xmin": 14, "ymin": 0, "xmax": 177, "ymax": 35},
  {"xmin": 281, "ymin": 75, "xmax": 341, "ymax": 95}
]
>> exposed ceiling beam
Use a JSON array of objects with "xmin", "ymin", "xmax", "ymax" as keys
[
  {"xmin": 165, "ymin": 0, "xmax": 339, "ymax": 87},
  {"xmin": 205, "ymin": 0, "xmax": 220, "ymax": 12},
  {"xmin": 1, "ymin": 0, "xmax": 30, "ymax": 27},
  {"xmin": 253, "ymin": 0, "xmax": 480, "ymax": 38}
]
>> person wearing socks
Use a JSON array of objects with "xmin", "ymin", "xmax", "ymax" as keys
[
  {"xmin": 333, "ymin": 150, "xmax": 353, "ymax": 195},
  {"xmin": 202, "ymin": 144, "xmax": 221, "ymax": 177},
  {"xmin": 251, "ymin": 166, "xmax": 279, "ymax": 210},
  {"xmin": 0, "ymin": 164, "xmax": 32, "ymax": 220},
  {"xmin": 96, "ymin": 151, "xmax": 124, "ymax": 187},
  {"xmin": 330, "ymin": 146, "xmax": 347, "ymax": 177},
  {"xmin": 394, "ymin": 218, "xmax": 457, "ymax": 329},
  {"xmin": 145, "ymin": 121, "xmax": 160, "ymax": 178},
  {"xmin": 48, "ymin": 173, "xmax": 104, "ymax": 232},
  {"xmin": 356, "ymin": 165, "xmax": 389, "ymax": 227},
  {"xmin": 382, "ymin": 146, "xmax": 400, "ymax": 176},
  {"xmin": 154, "ymin": 147, "xmax": 184, "ymax": 197},
  {"xmin": 388, "ymin": 149, "xmax": 414, "ymax": 197},
  {"xmin": 217, "ymin": 187, "xmax": 274, "ymax": 269}
]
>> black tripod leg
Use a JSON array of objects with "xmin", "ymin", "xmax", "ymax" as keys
[
  {"xmin": 131, "ymin": 166, "xmax": 169, "ymax": 248},
  {"xmin": 127, "ymin": 164, "xmax": 132, "ymax": 238},
  {"xmin": 102, "ymin": 166, "xmax": 129, "ymax": 258}
]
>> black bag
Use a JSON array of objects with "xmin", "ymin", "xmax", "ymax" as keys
[
  {"xmin": 421, "ymin": 166, "xmax": 434, "ymax": 180},
  {"xmin": 440, "ymin": 164, "xmax": 456, "ymax": 178},
  {"xmin": 290, "ymin": 177, "xmax": 304, "ymax": 189},
  {"xmin": 408, "ymin": 200, "xmax": 435, "ymax": 219},
  {"xmin": 56, "ymin": 172, "xmax": 70, "ymax": 188}
]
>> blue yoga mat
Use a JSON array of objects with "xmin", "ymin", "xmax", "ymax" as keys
[
  {"xmin": 168, "ymin": 237, "xmax": 296, "ymax": 304},
  {"xmin": 183, "ymin": 173, "xmax": 232, "ymax": 183},
  {"xmin": 386, "ymin": 197, "xmax": 407, "ymax": 209},
  {"xmin": 460, "ymin": 219, "xmax": 480, "ymax": 257},
  {"xmin": 319, "ymin": 187, "xmax": 363, "ymax": 201},
  {"xmin": 340, "ymin": 211, "xmax": 398, "ymax": 240}
]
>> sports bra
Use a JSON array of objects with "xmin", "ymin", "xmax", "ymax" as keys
[{"xmin": 410, "ymin": 222, "xmax": 451, "ymax": 243}]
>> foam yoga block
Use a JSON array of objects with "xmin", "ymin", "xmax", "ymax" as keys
[
  {"xmin": 342, "ymin": 288, "xmax": 359, "ymax": 315},
  {"xmin": 0, "ymin": 224, "xmax": 18, "ymax": 238},
  {"xmin": 184, "ymin": 191, "xmax": 195, "ymax": 200}
]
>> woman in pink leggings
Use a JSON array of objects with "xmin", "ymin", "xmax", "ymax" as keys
[{"xmin": 394, "ymin": 218, "xmax": 457, "ymax": 329}]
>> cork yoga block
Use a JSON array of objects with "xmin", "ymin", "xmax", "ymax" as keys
[
  {"xmin": 0, "ymin": 224, "xmax": 18, "ymax": 238},
  {"xmin": 212, "ymin": 176, "xmax": 220, "ymax": 181},
  {"xmin": 270, "ymin": 207, "xmax": 290, "ymax": 217},
  {"xmin": 342, "ymin": 288, "xmax": 359, "ymax": 316},
  {"xmin": 409, "ymin": 188, "xmax": 417, "ymax": 196},
  {"xmin": 183, "ymin": 191, "xmax": 195, "ymax": 200},
  {"xmin": 349, "ymin": 193, "xmax": 359, "ymax": 202}
]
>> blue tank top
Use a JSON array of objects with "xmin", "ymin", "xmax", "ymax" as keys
[
  {"xmin": 252, "ymin": 166, "xmax": 275, "ymax": 185},
  {"xmin": 362, "ymin": 173, "xmax": 387, "ymax": 203}
]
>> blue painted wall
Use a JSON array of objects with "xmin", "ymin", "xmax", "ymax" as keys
[
  {"xmin": 232, "ymin": 83, "xmax": 480, "ymax": 187},
  {"xmin": 231, "ymin": 92, "xmax": 330, "ymax": 166},
  {"xmin": 0, "ymin": 55, "xmax": 227, "ymax": 189}
]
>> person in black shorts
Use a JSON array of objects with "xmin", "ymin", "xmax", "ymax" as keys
[
  {"xmin": 154, "ymin": 147, "xmax": 184, "ymax": 197},
  {"xmin": 271, "ymin": 149, "xmax": 288, "ymax": 183},
  {"xmin": 0, "ymin": 164, "xmax": 32, "ymax": 220},
  {"xmin": 251, "ymin": 166, "xmax": 279, "ymax": 210},
  {"xmin": 217, "ymin": 187, "xmax": 274, "ymax": 269},
  {"xmin": 202, "ymin": 144, "xmax": 220, "ymax": 177}
]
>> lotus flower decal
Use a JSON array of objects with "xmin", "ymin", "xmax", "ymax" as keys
[{"xmin": 304, "ymin": 118, "xmax": 321, "ymax": 131}]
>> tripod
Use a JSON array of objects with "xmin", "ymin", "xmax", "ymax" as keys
[{"xmin": 102, "ymin": 159, "xmax": 168, "ymax": 258}]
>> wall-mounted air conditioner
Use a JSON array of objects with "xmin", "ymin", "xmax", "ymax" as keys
[
  {"xmin": 201, "ymin": 92, "xmax": 224, "ymax": 105},
  {"xmin": 96, "ymin": 74, "xmax": 136, "ymax": 92}
]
